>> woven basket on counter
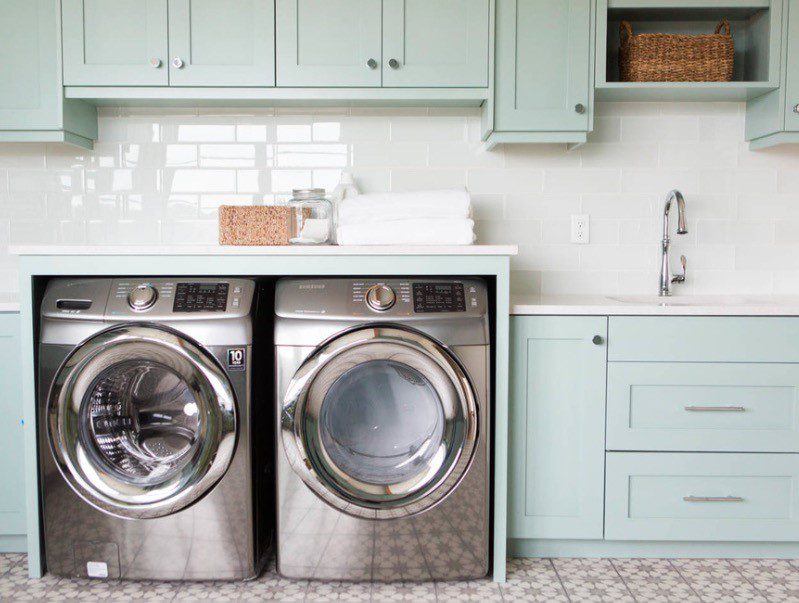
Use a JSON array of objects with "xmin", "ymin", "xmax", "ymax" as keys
[{"xmin": 619, "ymin": 19, "xmax": 734, "ymax": 82}]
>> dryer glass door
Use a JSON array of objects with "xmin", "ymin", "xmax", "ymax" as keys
[
  {"xmin": 48, "ymin": 325, "xmax": 237, "ymax": 519},
  {"xmin": 282, "ymin": 326, "xmax": 478, "ymax": 518}
]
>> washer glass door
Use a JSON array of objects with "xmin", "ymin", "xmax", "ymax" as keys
[
  {"xmin": 48, "ymin": 325, "xmax": 237, "ymax": 519},
  {"xmin": 282, "ymin": 326, "xmax": 478, "ymax": 518}
]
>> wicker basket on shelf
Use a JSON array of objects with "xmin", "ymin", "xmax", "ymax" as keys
[{"xmin": 619, "ymin": 19, "xmax": 734, "ymax": 82}]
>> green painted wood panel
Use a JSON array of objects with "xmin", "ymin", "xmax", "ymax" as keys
[
  {"xmin": 0, "ymin": 0, "xmax": 61, "ymax": 129},
  {"xmin": 606, "ymin": 452, "xmax": 799, "ymax": 541},
  {"xmin": 276, "ymin": 0, "xmax": 382, "ymax": 87},
  {"xmin": 62, "ymin": 0, "xmax": 168, "ymax": 86},
  {"xmin": 609, "ymin": 316, "xmax": 799, "ymax": 363},
  {"xmin": 382, "ymin": 0, "xmax": 490, "ymax": 87},
  {"xmin": 168, "ymin": 0, "xmax": 275, "ymax": 87},
  {"xmin": 786, "ymin": 0, "xmax": 799, "ymax": 130},
  {"xmin": 607, "ymin": 362, "xmax": 799, "ymax": 453},
  {"xmin": 0, "ymin": 314, "xmax": 24, "ymax": 539},
  {"xmin": 509, "ymin": 316, "xmax": 607, "ymax": 540},
  {"xmin": 494, "ymin": 0, "xmax": 592, "ymax": 131}
]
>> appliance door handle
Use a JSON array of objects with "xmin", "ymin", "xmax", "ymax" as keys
[
  {"xmin": 684, "ymin": 405, "xmax": 746, "ymax": 412},
  {"xmin": 683, "ymin": 495, "xmax": 744, "ymax": 503}
]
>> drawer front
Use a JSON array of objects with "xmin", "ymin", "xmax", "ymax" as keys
[
  {"xmin": 606, "ymin": 452, "xmax": 799, "ymax": 542},
  {"xmin": 609, "ymin": 317, "xmax": 799, "ymax": 363},
  {"xmin": 607, "ymin": 363, "xmax": 799, "ymax": 452}
]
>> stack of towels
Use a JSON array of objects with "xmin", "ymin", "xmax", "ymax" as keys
[{"xmin": 335, "ymin": 188, "xmax": 475, "ymax": 245}]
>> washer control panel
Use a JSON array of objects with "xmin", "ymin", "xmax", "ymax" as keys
[
  {"xmin": 173, "ymin": 282, "xmax": 229, "ymax": 312},
  {"xmin": 412, "ymin": 282, "xmax": 466, "ymax": 313}
]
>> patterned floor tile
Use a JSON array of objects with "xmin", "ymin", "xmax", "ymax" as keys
[
  {"xmin": 0, "ymin": 562, "xmax": 61, "ymax": 601},
  {"xmin": 174, "ymin": 580, "xmax": 242, "ymax": 600},
  {"xmin": 505, "ymin": 557, "xmax": 557, "ymax": 582},
  {"xmin": 750, "ymin": 578, "xmax": 799, "ymax": 602},
  {"xmin": 369, "ymin": 581, "xmax": 437, "ymax": 602},
  {"xmin": 500, "ymin": 579, "xmax": 569, "ymax": 602},
  {"xmin": 238, "ymin": 575, "xmax": 307, "ymax": 601},
  {"xmin": 304, "ymin": 581, "xmax": 371, "ymax": 602},
  {"xmin": 107, "ymin": 579, "xmax": 182, "ymax": 601},
  {"xmin": 671, "ymin": 558, "xmax": 738, "ymax": 580},
  {"xmin": 623, "ymin": 577, "xmax": 702, "ymax": 603},
  {"xmin": 553, "ymin": 558, "xmax": 618, "ymax": 580},
  {"xmin": 730, "ymin": 558, "xmax": 799, "ymax": 581},
  {"xmin": 435, "ymin": 579, "xmax": 503, "ymax": 602},
  {"xmin": 561, "ymin": 578, "xmax": 635, "ymax": 602},
  {"xmin": 683, "ymin": 578, "xmax": 768, "ymax": 603},
  {"xmin": 611, "ymin": 558, "xmax": 682, "ymax": 581},
  {"xmin": 44, "ymin": 577, "xmax": 122, "ymax": 601},
  {"xmin": 0, "ymin": 553, "xmax": 24, "ymax": 576}
]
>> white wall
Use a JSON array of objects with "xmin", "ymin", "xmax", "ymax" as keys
[{"xmin": 0, "ymin": 103, "xmax": 797, "ymax": 296}]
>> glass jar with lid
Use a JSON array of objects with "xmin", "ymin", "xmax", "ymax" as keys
[{"xmin": 288, "ymin": 188, "xmax": 333, "ymax": 245}]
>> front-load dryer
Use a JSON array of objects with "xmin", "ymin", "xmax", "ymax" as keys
[
  {"xmin": 275, "ymin": 278, "xmax": 490, "ymax": 581},
  {"xmin": 38, "ymin": 278, "xmax": 270, "ymax": 580}
]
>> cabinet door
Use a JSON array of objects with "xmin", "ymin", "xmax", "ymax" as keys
[
  {"xmin": 508, "ymin": 316, "xmax": 607, "ymax": 540},
  {"xmin": 62, "ymin": 0, "xmax": 168, "ymax": 86},
  {"xmin": 168, "ymin": 0, "xmax": 275, "ymax": 87},
  {"xmin": 382, "ymin": 0, "xmax": 490, "ymax": 87},
  {"xmin": 0, "ymin": 0, "xmax": 61, "ymax": 129},
  {"xmin": 276, "ymin": 0, "xmax": 382, "ymax": 87},
  {"xmin": 495, "ymin": 0, "xmax": 592, "ymax": 131},
  {"xmin": 0, "ymin": 314, "xmax": 24, "ymax": 537},
  {"xmin": 787, "ymin": 0, "xmax": 799, "ymax": 131}
]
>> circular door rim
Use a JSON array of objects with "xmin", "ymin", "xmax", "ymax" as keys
[
  {"xmin": 47, "ymin": 323, "xmax": 238, "ymax": 519},
  {"xmin": 281, "ymin": 325, "xmax": 479, "ymax": 519}
]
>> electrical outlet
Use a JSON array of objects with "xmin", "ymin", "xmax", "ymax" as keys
[{"xmin": 571, "ymin": 214, "xmax": 589, "ymax": 244}]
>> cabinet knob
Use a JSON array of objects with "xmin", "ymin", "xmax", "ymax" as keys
[
  {"xmin": 367, "ymin": 58, "xmax": 378, "ymax": 69},
  {"xmin": 592, "ymin": 335, "xmax": 604, "ymax": 345},
  {"xmin": 149, "ymin": 58, "xmax": 162, "ymax": 68},
  {"xmin": 171, "ymin": 57, "xmax": 185, "ymax": 69},
  {"xmin": 389, "ymin": 58, "xmax": 400, "ymax": 69},
  {"xmin": 575, "ymin": 103, "xmax": 586, "ymax": 114},
  {"xmin": 793, "ymin": 104, "xmax": 799, "ymax": 114}
]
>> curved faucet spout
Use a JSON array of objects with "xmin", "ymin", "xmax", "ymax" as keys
[
  {"xmin": 663, "ymin": 189, "xmax": 687, "ymax": 236},
  {"xmin": 660, "ymin": 190, "xmax": 688, "ymax": 296}
]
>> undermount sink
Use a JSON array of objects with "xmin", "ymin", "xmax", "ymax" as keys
[{"xmin": 606, "ymin": 295, "xmax": 761, "ymax": 306}]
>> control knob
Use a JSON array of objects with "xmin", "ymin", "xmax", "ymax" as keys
[
  {"xmin": 128, "ymin": 284, "xmax": 158, "ymax": 311},
  {"xmin": 366, "ymin": 284, "xmax": 396, "ymax": 312}
]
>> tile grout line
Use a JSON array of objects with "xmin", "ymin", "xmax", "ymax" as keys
[
  {"xmin": 666, "ymin": 559, "xmax": 708, "ymax": 603},
  {"xmin": 549, "ymin": 559, "xmax": 572, "ymax": 603},
  {"xmin": 608, "ymin": 559, "xmax": 639, "ymax": 603},
  {"xmin": 725, "ymin": 559, "xmax": 770, "ymax": 602}
]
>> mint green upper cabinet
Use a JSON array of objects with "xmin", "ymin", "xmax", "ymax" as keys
[
  {"xmin": 787, "ymin": 0, "xmax": 799, "ymax": 131},
  {"xmin": 382, "ymin": 0, "xmax": 490, "ymax": 87},
  {"xmin": 494, "ymin": 0, "xmax": 592, "ymax": 134},
  {"xmin": 276, "ymin": 0, "xmax": 382, "ymax": 87},
  {"xmin": 0, "ymin": 314, "xmax": 24, "ymax": 542},
  {"xmin": 509, "ymin": 316, "xmax": 607, "ymax": 540},
  {"xmin": 0, "ymin": 0, "xmax": 60, "ymax": 128},
  {"xmin": 168, "ymin": 0, "xmax": 275, "ymax": 87},
  {"xmin": 62, "ymin": 0, "xmax": 168, "ymax": 86}
]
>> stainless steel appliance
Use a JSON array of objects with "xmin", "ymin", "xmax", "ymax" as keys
[
  {"xmin": 39, "ymin": 278, "xmax": 269, "ymax": 580},
  {"xmin": 275, "ymin": 278, "xmax": 490, "ymax": 581}
]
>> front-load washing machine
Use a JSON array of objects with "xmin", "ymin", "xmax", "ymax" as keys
[
  {"xmin": 275, "ymin": 278, "xmax": 490, "ymax": 581},
  {"xmin": 39, "ymin": 278, "xmax": 270, "ymax": 580}
]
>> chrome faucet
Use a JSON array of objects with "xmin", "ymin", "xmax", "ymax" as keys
[{"xmin": 659, "ymin": 189, "xmax": 687, "ymax": 296}]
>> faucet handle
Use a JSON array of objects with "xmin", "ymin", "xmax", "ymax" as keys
[{"xmin": 671, "ymin": 255, "xmax": 687, "ymax": 284}]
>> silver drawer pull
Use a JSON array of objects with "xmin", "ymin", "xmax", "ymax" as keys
[
  {"xmin": 684, "ymin": 405, "xmax": 746, "ymax": 412},
  {"xmin": 683, "ymin": 495, "xmax": 744, "ymax": 503}
]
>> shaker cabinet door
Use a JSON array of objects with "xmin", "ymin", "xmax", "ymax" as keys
[
  {"xmin": 0, "ymin": 0, "xmax": 61, "ymax": 129},
  {"xmin": 0, "ymin": 314, "xmax": 24, "ymax": 539},
  {"xmin": 276, "ymin": 0, "xmax": 382, "ymax": 87},
  {"xmin": 168, "ymin": 0, "xmax": 275, "ymax": 87},
  {"xmin": 495, "ymin": 0, "xmax": 592, "ymax": 131},
  {"xmin": 382, "ymin": 0, "xmax": 490, "ymax": 87},
  {"xmin": 786, "ymin": 0, "xmax": 799, "ymax": 131},
  {"xmin": 62, "ymin": 0, "xmax": 168, "ymax": 86},
  {"xmin": 508, "ymin": 316, "xmax": 607, "ymax": 540}
]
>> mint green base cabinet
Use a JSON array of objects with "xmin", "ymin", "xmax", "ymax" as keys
[
  {"xmin": 382, "ymin": 0, "xmax": 490, "ymax": 87},
  {"xmin": 0, "ymin": 0, "xmax": 97, "ymax": 148},
  {"xmin": 509, "ymin": 316, "xmax": 606, "ymax": 540},
  {"xmin": 63, "ymin": 0, "xmax": 169, "ymax": 86},
  {"xmin": 0, "ymin": 314, "xmax": 25, "ymax": 552},
  {"xmin": 168, "ymin": 0, "xmax": 275, "ymax": 87},
  {"xmin": 606, "ymin": 452, "xmax": 799, "ymax": 542},
  {"xmin": 276, "ymin": 0, "xmax": 382, "ymax": 87},
  {"xmin": 484, "ymin": 0, "xmax": 594, "ymax": 148}
]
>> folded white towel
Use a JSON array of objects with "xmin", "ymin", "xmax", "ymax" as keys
[
  {"xmin": 337, "ymin": 188, "xmax": 471, "ymax": 225},
  {"xmin": 337, "ymin": 219, "xmax": 475, "ymax": 246}
]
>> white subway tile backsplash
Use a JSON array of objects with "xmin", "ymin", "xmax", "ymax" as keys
[{"xmin": 0, "ymin": 104, "xmax": 795, "ymax": 296}]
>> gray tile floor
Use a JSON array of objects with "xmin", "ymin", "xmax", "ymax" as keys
[{"xmin": 2, "ymin": 553, "xmax": 799, "ymax": 602}]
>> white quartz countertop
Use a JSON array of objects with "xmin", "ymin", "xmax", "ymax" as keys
[
  {"xmin": 8, "ymin": 244, "xmax": 518, "ymax": 256},
  {"xmin": 512, "ymin": 294, "xmax": 799, "ymax": 316}
]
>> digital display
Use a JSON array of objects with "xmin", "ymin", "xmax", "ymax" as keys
[
  {"xmin": 413, "ymin": 282, "xmax": 466, "ymax": 313},
  {"xmin": 173, "ymin": 282, "xmax": 228, "ymax": 312}
]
